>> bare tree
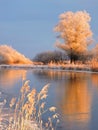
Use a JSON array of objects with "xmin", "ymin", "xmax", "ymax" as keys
[
  {"xmin": 54, "ymin": 11, "xmax": 93, "ymax": 63},
  {"xmin": 33, "ymin": 50, "xmax": 68, "ymax": 64}
]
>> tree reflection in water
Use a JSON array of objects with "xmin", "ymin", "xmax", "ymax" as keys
[{"xmin": 33, "ymin": 70, "xmax": 92, "ymax": 130}]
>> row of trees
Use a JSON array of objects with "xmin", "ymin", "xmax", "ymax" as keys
[
  {"xmin": 33, "ymin": 50, "xmax": 68, "ymax": 64},
  {"xmin": 33, "ymin": 50, "xmax": 93, "ymax": 64}
]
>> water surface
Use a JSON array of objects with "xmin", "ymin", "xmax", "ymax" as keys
[{"xmin": 0, "ymin": 68, "xmax": 98, "ymax": 130}]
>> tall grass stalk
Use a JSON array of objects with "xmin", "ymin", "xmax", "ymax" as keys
[{"xmin": 4, "ymin": 80, "xmax": 59, "ymax": 130}]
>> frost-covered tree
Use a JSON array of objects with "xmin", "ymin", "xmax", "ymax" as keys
[
  {"xmin": 0, "ymin": 45, "xmax": 32, "ymax": 64},
  {"xmin": 54, "ymin": 11, "xmax": 93, "ymax": 63}
]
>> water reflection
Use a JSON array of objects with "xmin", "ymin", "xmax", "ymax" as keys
[
  {"xmin": 59, "ymin": 73, "xmax": 91, "ymax": 121},
  {"xmin": 33, "ymin": 70, "xmax": 93, "ymax": 130},
  {"xmin": 57, "ymin": 74, "xmax": 92, "ymax": 130},
  {"xmin": 0, "ymin": 69, "xmax": 27, "ymax": 88},
  {"xmin": 91, "ymin": 73, "xmax": 98, "ymax": 87},
  {"xmin": 32, "ymin": 69, "xmax": 74, "ymax": 81},
  {"xmin": 0, "ymin": 69, "xmax": 98, "ymax": 130}
]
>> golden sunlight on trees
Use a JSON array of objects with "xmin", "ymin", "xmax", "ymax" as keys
[
  {"xmin": 0, "ymin": 45, "xmax": 33, "ymax": 64},
  {"xmin": 54, "ymin": 11, "xmax": 93, "ymax": 63}
]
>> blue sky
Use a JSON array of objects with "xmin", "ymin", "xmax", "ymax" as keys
[{"xmin": 0, "ymin": 0, "xmax": 98, "ymax": 58}]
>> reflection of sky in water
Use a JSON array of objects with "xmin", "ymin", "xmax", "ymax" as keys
[{"xmin": 0, "ymin": 69, "xmax": 98, "ymax": 130}]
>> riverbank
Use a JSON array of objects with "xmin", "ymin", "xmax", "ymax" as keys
[{"xmin": 0, "ymin": 63, "xmax": 97, "ymax": 73}]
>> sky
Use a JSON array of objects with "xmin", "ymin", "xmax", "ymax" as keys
[{"xmin": 0, "ymin": 0, "xmax": 98, "ymax": 59}]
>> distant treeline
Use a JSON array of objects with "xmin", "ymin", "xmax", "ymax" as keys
[
  {"xmin": 33, "ymin": 50, "xmax": 68, "ymax": 64},
  {"xmin": 33, "ymin": 50, "xmax": 97, "ymax": 64}
]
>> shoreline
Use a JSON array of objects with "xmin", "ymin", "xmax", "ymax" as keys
[{"xmin": 0, "ymin": 64, "xmax": 98, "ymax": 74}]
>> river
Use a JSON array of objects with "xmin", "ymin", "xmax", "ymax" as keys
[{"xmin": 0, "ymin": 68, "xmax": 98, "ymax": 130}]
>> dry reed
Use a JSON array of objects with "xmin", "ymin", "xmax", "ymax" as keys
[{"xmin": 0, "ymin": 80, "xmax": 59, "ymax": 130}]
